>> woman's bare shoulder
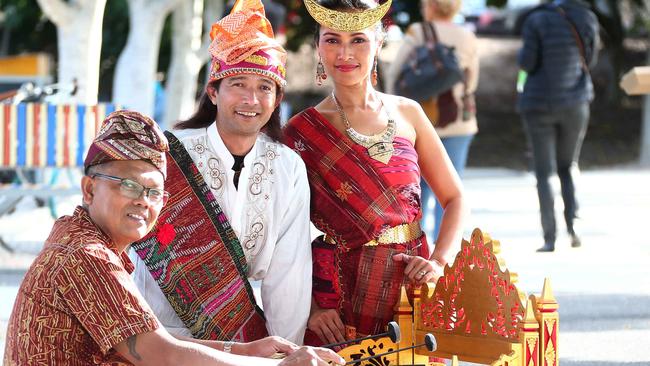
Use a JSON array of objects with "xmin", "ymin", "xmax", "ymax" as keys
[
  {"xmin": 381, "ymin": 93, "xmax": 425, "ymax": 119},
  {"xmin": 379, "ymin": 93, "xmax": 429, "ymax": 143}
]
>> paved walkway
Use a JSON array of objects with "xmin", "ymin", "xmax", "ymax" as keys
[{"xmin": 1, "ymin": 167, "xmax": 649, "ymax": 364}]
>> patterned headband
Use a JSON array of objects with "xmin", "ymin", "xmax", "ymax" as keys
[{"xmin": 84, "ymin": 110, "xmax": 168, "ymax": 178}]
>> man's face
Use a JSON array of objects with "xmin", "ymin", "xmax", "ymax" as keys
[
  {"xmin": 82, "ymin": 160, "xmax": 165, "ymax": 248},
  {"xmin": 207, "ymin": 74, "xmax": 278, "ymax": 138}
]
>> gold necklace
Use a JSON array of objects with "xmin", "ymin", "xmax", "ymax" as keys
[{"xmin": 331, "ymin": 92, "xmax": 396, "ymax": 164}]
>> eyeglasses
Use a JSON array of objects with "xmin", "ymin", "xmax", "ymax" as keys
[{"xmin": 90, "ymin": 173, "xmax": 169, "ymax": 205}]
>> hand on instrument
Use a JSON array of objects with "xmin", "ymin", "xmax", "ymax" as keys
[
  {"xmin": 278, "ymin": 346, "xmax": 345, "ymax": 365},
  {"xmin": 392, "ymin": 253, "xmax": 444, "ymax": 286},
  {"xmin": 237, "ymin": 336, "xmax": 299, "ymax": 358},
  {"xmin": 307, "ymin": 306, "xmax": 346, "ymax": 345}
]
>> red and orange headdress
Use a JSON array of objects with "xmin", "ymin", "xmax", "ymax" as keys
[{"xmin": 208, "ymin": 0, "xmax": 287, "ymax": 88}]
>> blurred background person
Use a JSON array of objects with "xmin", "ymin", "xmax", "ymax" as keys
[
  {"xmin": 388, "ymin": 0, "xmax": 479, "ymax": 244},
  {"xmin": 517, "ymin": 0, "xmax": 599, "ymax": 252}
]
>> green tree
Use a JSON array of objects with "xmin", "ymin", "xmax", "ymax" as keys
[{"xmin": 0, "ymin": 0, "xmax": 56, "ymax": 57}]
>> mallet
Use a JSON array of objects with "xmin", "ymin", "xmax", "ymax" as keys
[
  {"xmin": 322, "ymin": 321, "xmax": 401, "ymax": 349},
  {"xmin": 342, "ymin": 333, "xmax": 437, "ymax": 365}
]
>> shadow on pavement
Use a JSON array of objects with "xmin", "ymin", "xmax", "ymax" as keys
[{"xmin": 557, "ymin": 294, "xmax": 650, "ymax": 333}]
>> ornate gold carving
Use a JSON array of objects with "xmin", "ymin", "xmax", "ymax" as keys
[
  {"xmin": 450, "ymin": 355, "xmax": 459, "ymax": 366},
  {"xmin": 337, "ymin": 337, "xmax": 396, "ymax": 366},
  {"xmin": 419, "ymin": 229, "xmax": 525, "ymax": 340},
  {"xmin": 527, "ymin": 338, "xmax": 537, "ymax": 354},
  {"xmin": 545, "ymin": 319, "xmax": 556, "ymax": 336},
  {"xmin": 544, "ymin": 341, "xmax": 556, "ymax": 366},
  {"xmin": 523, "ymin": 298, "xmax": 540, "ymax": 330},
  {"xmin": 304, "ymin": 0, "xmax": 392, "ymax": 32},
  {"xmin": 493, "ymin": 350, "xmax": 520, "ymax": 366},
  {"xmin": 538, "ymin": 278, "xmax": 559, "ymax": 311},
  {"xmin": 334, "ymin": 228, "xmax": 558, "ymax": 366}
]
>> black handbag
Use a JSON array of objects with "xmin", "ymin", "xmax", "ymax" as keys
[{"xmin": 394, "ymin": 22, "xmax": 463, "ymax": 102}]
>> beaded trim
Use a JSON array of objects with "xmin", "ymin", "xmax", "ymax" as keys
[{"xmin": 210, "ymin": 67, "xmax": 287, "ymax": 88}]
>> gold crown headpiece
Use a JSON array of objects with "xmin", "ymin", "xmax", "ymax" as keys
[{"xmin": 304, "ymin": 0, "xmax": 392, "ymax": 32}]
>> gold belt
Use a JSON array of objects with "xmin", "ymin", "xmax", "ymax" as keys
[{"xmin": 323, "ymin": 221, "xmax": 422, "ymax": 247}]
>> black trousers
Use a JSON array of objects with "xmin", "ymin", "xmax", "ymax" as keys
[{"xmin": 522, "ymin": 103, "xmax": 590, "ymax": 245}]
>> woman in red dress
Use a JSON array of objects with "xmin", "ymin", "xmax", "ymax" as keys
[{"xmin": 283, "ymin": 0, "xmax": 467, "ymax": 346}]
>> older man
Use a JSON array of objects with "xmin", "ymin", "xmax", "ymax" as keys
[{"xmin": 3, "ymin": 110, "xmax": 342, "ymax": 366}]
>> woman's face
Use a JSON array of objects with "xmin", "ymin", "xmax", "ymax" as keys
[{"xmin": 317, "ymin": 26, "xmax": 381, "ymax": 87}]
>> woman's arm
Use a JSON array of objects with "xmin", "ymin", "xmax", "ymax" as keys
[{"xmin": 394, "ymin": 96, "xmax": 467, "ymax": 267}]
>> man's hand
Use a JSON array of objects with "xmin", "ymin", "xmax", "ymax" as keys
[
  {"xmin": 235, "ymin": 336, "xmax": 299, "ymax": 358},
  {"xmin": 392, "ymin": 253, "xmax": 444, "ymax": 285},
  {"xmin": 307, "ymin": 306, "xmax": 346, "ymax": 344},
  {"xmin": 278, "ymin": 346, "xmax": 345, "ymax": 366}
]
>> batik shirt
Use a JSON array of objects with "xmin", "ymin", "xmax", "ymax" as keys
[
  {"xmin": 131, "ymin": 123, "xmax": 312, "ymax": 344},
  {"xmin": 4, "ymin": 207, "xmax": 159, "ymax": 365}
]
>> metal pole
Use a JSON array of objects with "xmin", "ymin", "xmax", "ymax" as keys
[
  {"xmin": 640, "ymin": 47, "xmax": 650, "ymax": 167},
  {"xmin": 640, "ymin": 93, "xmax": 650, "ymax": 166}
]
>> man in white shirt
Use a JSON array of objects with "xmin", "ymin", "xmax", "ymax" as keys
[{"xmin": 130, "ymin": 0, "xmax": 311, "ymax": 346}]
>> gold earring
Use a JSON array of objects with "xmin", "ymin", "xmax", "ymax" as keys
[
  {"xmin": 371, "ymin": 57, "xmax": 378, "ymax": 86},
  {"xmin": 316, "ymin": 59, "xmax": 327, "ymax": 86}
]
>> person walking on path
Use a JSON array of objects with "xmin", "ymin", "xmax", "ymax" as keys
[{"xmin": 518, "ymin": 0, "xmax": 600, "ymax": 252}]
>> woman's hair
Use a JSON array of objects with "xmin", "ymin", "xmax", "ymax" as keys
[
  {"xmin": 174, "ymin": 79, "xmax": 284, "ymax": 142},
  {"xmin": 312, "ymin": 0, "xmax": 386, "ymax": 45},
  {"xmin": 426, "ymin": 0, "xmax": 462, "ymax": 20}
]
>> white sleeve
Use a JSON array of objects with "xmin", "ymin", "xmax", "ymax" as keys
[
  {"xmin": 128, "ymin": 249, "xmax": 193, "ymax": 338},
  {"xmin": 260, "ymin": 158, "xmax": 312, "ymax": 345}
]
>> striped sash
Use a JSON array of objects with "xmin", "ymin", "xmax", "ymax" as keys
[{"xmin": 131, "ymin": 132, "xmax": 267, "ymax": 341}]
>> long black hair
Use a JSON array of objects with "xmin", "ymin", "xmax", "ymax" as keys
[{"xmin": 174, "ymin": 79, "xmax": 284, "ymax": 142}]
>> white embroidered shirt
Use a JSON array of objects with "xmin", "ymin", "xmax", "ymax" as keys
[{"xmin": 131, "ymin": 123, "xmax": 311, "ymax": 344}]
